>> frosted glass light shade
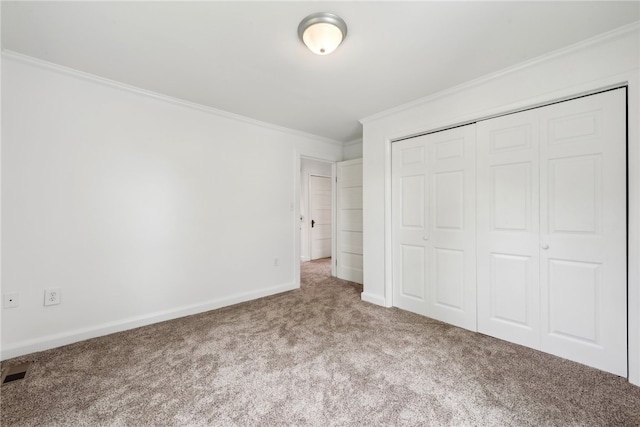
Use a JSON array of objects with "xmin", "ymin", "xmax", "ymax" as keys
[
  {"xmin": 302, "ymin": 23, "xmax": 343, "ymax": 55},
  {"xmin": 298, "ymin": 13, "xmax": 347, "ymax": 55}
]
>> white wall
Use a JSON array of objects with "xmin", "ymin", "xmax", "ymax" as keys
[
  {"xmin": 343, "ymin": 138, "xmax": 363, "ymax": 161},
  {"xmin": 360, "ymin": 23, "xmax": 640, "ymax": 385},
  {"xmin": 0, "ymin": 53, "xmax": 343, "ymax": 359},
  {"xmin": 299, "ymin": 158, "xmax": 333, "ymax": 262}
]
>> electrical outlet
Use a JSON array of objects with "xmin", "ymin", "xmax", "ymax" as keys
[
  {"xmin": 3, "ymin": 293, "xmax": 19, "ymax": 309},
  {"xmin": 44, "ymin": 288, "xmax": 61, "ymax": 306}
]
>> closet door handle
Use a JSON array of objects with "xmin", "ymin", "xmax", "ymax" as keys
[
  {"xmin": 423, "ymin": 236, "xmax": 429, "ymax": 241},
  {"xmin": 311, "ymin": 219, "xmax": 315, "ymax": 228},
  {"xmin": 541, "ymin": 244, "xmax": 549, "ymax": 250}
]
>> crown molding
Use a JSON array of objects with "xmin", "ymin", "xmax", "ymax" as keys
[
  {"xmin": 1, "ymin": 49, "xmax": 343, "ymax": 147},
  {"xmin": 361, "ymin": 21, "xmax": 640, "ymax": 125}
]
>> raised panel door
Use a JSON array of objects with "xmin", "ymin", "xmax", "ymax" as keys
[
  {"xmin": 392, "ymin": 125, "xmax": 476, "ymax": 330},
  {"xmin": 392, "ymin": 138, "xmax": 429, "ymax": 316},
  {"xmin": 477, "ymin": 111, "xmax": 541, "ymax": 348},
  {"xmin": 539, "ymin": 89, "xmax": 626, "ymax": 376},
  {"xmin": 427, "ymin": 126, "xmax": 477, "ymax": 330}
]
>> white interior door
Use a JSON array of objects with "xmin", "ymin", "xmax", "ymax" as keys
[
  {"xmin": 392, "ymin": 137, "xmax": 429, "ymax": 316},
  {"xmin": 310, "ymin": 175, "xmax": 332, "ymax": 260},
  {"xmin": 477, "ymin": 89, "xmax": 627, "ymax": 376},
  {"xmin": 538, "ymin": 89, "xmax": 627, "ymax": 376},
  {"xmin": 476, "ymin": 109, "xmax": 541, "ymax": 348},
  {"xmin": 392, "ymin": 125, "xmax": 477, "ymax": 330},
  {"xmin": 336, "ymin": 159, "xmax": 363, "ymax": 284}
]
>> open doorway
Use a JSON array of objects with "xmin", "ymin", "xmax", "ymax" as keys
[
  {"xmin": 298, "ymin": 156, "xmax": 363, "ymax": 287},
  {"xmin": 300, "ymin": 158, "xmax": 334, "ymax": 265}
]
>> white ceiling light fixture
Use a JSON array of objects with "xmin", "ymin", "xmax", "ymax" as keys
[{"xmin": 298, "ymin": 12, "xmax": 348, "ymax": 55}]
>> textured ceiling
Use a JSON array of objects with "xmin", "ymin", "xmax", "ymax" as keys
[{"xmin": 2, "ymin": 1, "xmax": 639, "ymax": 142}]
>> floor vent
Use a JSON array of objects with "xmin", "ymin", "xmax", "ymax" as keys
[{"xmin": 1, "ymin": 362, "xmax": 33, "ymax": 385}]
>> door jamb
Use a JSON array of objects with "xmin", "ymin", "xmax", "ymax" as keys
[{"xmin": 296, "ymin": 154, "xmax": 337, "ymax": 285}]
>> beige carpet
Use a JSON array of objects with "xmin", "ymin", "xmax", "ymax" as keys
[{"xmin": 1, "ymin": 258, "xmax": 639, "ymax": 426}]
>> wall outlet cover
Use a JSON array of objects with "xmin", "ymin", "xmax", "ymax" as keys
[{"xmin": 44, "ymin": 288, "xmax": 61, "ymax": 306}]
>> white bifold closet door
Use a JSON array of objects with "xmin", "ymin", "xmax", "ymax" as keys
[
  {"xmin": 392, "ymin": 125, "xmax": 477, "ymax": 331},
  {"xmin": 477, "ymin": 89, "xmax": 627, "ymax": 376}
]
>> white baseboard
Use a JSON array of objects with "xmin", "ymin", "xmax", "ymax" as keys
[
  {"xmin": 300, "ymin": 256, "xmax": 311, "ymax": 262},
  {"xmin": 1, "ymin": 282, "xmax": 298, "ymax": 360},
  {"xmin": 361, "ymin": 292, "xmax": 387, "ymax": 307}
]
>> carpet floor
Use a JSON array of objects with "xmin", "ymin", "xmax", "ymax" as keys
[{"xmin": 1, "ymin": 258, "xmax": 640, "ymax": 426}]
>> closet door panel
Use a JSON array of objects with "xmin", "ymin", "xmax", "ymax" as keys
[
  {"xmin": 490, "ymin": 253, "xmax": 532, "ymax": 326},
  {"xmin": 477, "ymin": 111, "xmax": 541, "ymax": 348},
  {"xmin": 539, "ymin": 89, "xmax": 627, "ymax": 376},
  {"xmin": 434, "ymin": 171, "xmax": 464, "ymax": 230},
  {"xmin": 394, "ymin": 89, "xmax": 626, "ymax": 377},
  {"xmin": 392, "ymin": 137, "xmax": 429, "ymax": 316},
  {"xmin": 427, "ymin": 125, "xmax": 477, "ymax": 331},
  {"xmin": 392, "ymin": 125, "xmax": 476, "ymax": 331}
]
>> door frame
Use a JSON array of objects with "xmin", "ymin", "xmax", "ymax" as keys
[
  {"xmin": 295, "ymin": 154, "xmax": 338, "ymax": 285},
  {"xmin": 384, "ymin": 79, "xmax": 638, "ymax": 384}
]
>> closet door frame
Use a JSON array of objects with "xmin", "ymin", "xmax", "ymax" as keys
[{"xmin": 388, "ymin": 86, "xmax": 630, "ymax": 378}]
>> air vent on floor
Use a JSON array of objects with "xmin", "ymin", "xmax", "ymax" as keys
[{"xmin": 1, "ymin": 362, "xmax": 33, "ymax": 385}]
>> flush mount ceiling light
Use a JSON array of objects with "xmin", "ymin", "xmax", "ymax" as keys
[{"xmin": 298, "ymin": 12, "xmax": 348, "ymax": 55}]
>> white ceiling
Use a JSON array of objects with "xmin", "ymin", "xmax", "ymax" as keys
[{"xmin": 2, "ymin": 1, "xmax": 639, "ymax": 143}]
